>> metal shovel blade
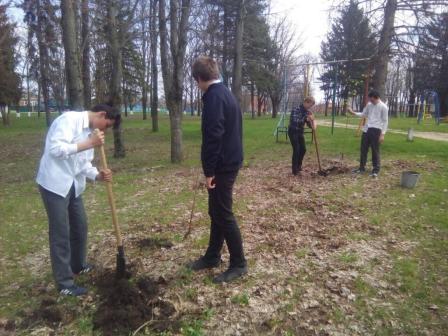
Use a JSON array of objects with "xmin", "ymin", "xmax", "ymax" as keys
[
  {"xmin": 318, "ymin": 170, "xmax": 328, "ymax": 177},
  {"xmin": 116, "ymin": 245, "xmax": 127, "ymax": 279}
]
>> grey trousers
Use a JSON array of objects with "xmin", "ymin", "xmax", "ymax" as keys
[{"xmin": 39, "ymin": 185, "xmax": 88, "ymax": 289}]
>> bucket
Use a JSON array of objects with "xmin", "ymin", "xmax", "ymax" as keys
[{"xmin": 401, "ymin": 171, "xmax": 420, "ymax": 188}]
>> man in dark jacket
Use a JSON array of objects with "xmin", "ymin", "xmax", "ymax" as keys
[
  {"xmin": 288, "ymin": 97, "xmax": 316, "ymax": 175},
  {"xmin": 188, "ymin": 56, "xmax": 247, "ymax": 283}
]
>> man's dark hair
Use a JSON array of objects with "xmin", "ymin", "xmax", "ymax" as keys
[
  {"xmin": 91, "ymin": 104, "xmax": 121, "ymax": 129},
  {"xmin": 192, "ymin": 56, "xmax": 220, "ymax": 82},
  {"xmin": 368, "ymin": 90, "xmax": 381, "ymax": 99}
]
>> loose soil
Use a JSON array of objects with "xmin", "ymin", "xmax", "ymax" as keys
[
  {"xmin": 92, "ymin": 269, "xmax": 178, "ymax": 336},
  {"xmin": 136, "ymin": 237, "xmax": 174, "ymax": 250},
  {"xmin": 19, "ymin": 296, "xmax": 76, "ymax": 330}
]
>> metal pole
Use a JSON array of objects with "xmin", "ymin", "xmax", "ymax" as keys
[
  {"xmin": 304, "ymin": 64, "xmax": 310, "ymax": 97},
  {"xmin": 331, "ymin": 63, "xmax": 338, "ymax": 135}
]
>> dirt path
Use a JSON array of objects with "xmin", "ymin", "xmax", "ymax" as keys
[{"xmin": 318, "ymin": 120, "xmax": 448, "ymax": 142}]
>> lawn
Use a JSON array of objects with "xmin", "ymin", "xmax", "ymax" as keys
[
  {"xmin": 0, "ymin": 114, "xmax": 447, "ymax": 335},
  {"xmin": 317, "ymin": 114, "xmax": 448, "ymax": 133}
]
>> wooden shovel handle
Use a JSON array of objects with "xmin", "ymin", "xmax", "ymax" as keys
[
  {"xmin": 95, "ymin": 130, "xmax": 123, "ymax": 247},
  {"xmin": 313, "ymin": 128, "xmax": 323, "ymax": 171}
]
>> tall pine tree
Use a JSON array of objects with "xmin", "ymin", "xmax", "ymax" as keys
[
  {"xmin": 320, "ymin": 0, "xmax": 376, "ymax": 113},
  {"xmin": 414, "ymin": 12, "xmax": 448, "ymax": 117},
  {"xmin": 0, "ymin": 3, "xmax": 21, "ymax": 126}
]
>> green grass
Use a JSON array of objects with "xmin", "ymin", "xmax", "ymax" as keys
[
  {"xmin": 318, "ymin": 114, "xmax": 448, "ymax": 133},
  {"xmin": 230, "ymin": 292, "xmax": 250, "ymax": 306},
  {"xmin": 1, "ymin": 113, "xmax": 447, "ymax": 335},
  {"xmin": 338, "ymin": 251, "xmax": 359, "ymax": 264}
]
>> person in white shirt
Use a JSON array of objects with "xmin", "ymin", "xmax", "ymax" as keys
[
  {"xmin": 348, "ymin": 90, "xmax": 388, "ymax": 178},
  {"xmin": 36, "ymin": 104, "xmax": 120, "ymax": 296}
]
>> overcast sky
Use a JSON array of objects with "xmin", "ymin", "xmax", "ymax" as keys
[
  {"xmin": 269, "ymin": 0, "xmax": 333, "ymax": 100},
  {"xmin": 270, "ymin": 0, "xmax": 331, "ymax": 57}
]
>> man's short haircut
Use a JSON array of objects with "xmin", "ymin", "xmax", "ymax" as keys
[
  {"xmin": 192, "ymin": 56, "xmax": 220, "ymax": 82},
  {"xmin": 368, "ymin": 90, "xmax": 381, "ymax": 99},
  {"xmin": 304, "ymin": 96, "xmax": 316, "ymax": 105},
  {"xmin": 91, "ymin": 103, "xmax": 121, "ymax": 129}
]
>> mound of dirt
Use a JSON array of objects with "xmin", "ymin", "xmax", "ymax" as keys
[
  {"xmin": 0, "ymin": 318, "xmax": 16, "ymax": 335},
  {"xmin": 311, "ymin": 163, "xmax": 351, "ymax": 177},
  {"xmin": 92, "ymin": 270, "xmax": 178, "ymax": 336},
  {"xmin": 137, "ymin": 237, "xmax": 173, "ymax": 249},
  {"xmin": 19, "ymin": 296, "xmax": 76, "ymax": 329}
]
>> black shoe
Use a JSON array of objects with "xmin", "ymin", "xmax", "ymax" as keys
[
  {"xmin": 352, "ymin": 168, "xmax": 365, "ymax": 174},
  {"xmin": 213, "ymin": 266, "xmax": 247, "ymax": 284},
  {"xmin": 369, "ymin": 171, "xmax": 379, "ymax": 178},
  {"xmin": 186, "ymin": 257, "xmax": 221, "ymax": 271},
  {"xmin": 74, "ymin": 264, "xmax": 94, "ymax": 276},
  {"xmin": 59, "ymin": 285, "xmax": 88, "ymax": 297},
  {"xmin": 292, "ymin": 167, "xmax": 302, "ymax": 176}
]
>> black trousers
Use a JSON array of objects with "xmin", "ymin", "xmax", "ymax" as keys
[
  {"xmin": 288, "ymin": 128, "xmax": 306, "ymax": 175},
  {"xmin": 204, "ymin": 171, "xmax": 246, "ymax": 268},
  {"xmin": 360, "ymin": 128, "xmax": 381, "ymax": 173}
]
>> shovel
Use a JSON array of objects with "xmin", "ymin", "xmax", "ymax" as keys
[
  {"xmin": 312, "ymin": 127, "xmax": 328, "ymax": 177},
  {"xmin": 183, "ymin": 169, "xmax": 201, "ymax": 241},
  {"xmin": 95, "ymin": 129, "xmax": 127, "ymax": 278}
]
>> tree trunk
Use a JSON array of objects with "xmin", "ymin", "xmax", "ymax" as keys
[
  {"xmin": 232, "ymin": 0, "xmax": 245, "ymax": 109},
  {"xmin": 408, "ymin": 89, "xmax": 415, "ymax": 117},
  {"xmin": 158, "ymin": 0, "xmax": 191, "ymax": 162},
  {"xmin": 37, "ymin": 81, "xmax": 41, "ymax": 117},
  {"xmin": 108, "ymin": 0, "xmax": 125, "ymax": 158},
  {"xmin": 257, "ymin": 93, "xmax": 262, "ymax": 117},
  {"xmin": 222, "ymin": 4, "xmax": 229, "ymax": 86},
  {"xmin": 372, "ymin": 0, "xmax": 397, "ymax": 99},
  {"xmin": 61, "ymin": 0, "xmax": 84, "ymax": 110},
  {"xmin": 250, "ymin": 82, "xmax": 255, "ymax": 118},
  {"xmin": 271, "ymin": 97, "xmax": 280, "ymax": 118},
  {"xmin": 81, "ymin": 0, "xmax": 91, "ymax": 108},
  {"xmin": 1, "ymin": 105, "xmax": 10, "ymax": 126},
  {"xmin": 169, "ymin": 102, "xmax": 183, "ymax": 162},
  {"xmin": 197, "ymin": 89, "xmax": 201, "ymax": 116},
  {"xmin": 150, "ymin": 0, "xmax": 159, "ymax": 132},
  {"xmin": 36, "ymin": 0, "xmax": 51, "ymax": 126},
  {"xmin": 190, "ymin": 78, "xmax": 194, "ymax": 116}
]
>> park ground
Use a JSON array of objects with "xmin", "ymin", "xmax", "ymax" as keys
[{"xmin": 0, "ymin": 114, "xmax": 447, "ymax": 336}]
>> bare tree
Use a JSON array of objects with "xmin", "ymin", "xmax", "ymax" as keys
[
  {"xmin": 81, "ymin": 0, "xmax": 91, "ymax": 108},
  {"xmin": 266, "ymin": 18, "xmax": 300, "ymax": 118},
  {"xmin": 61, "ymin": 0, "xmax": 84, "ymax": 109},
  {"xmin": 371, "ymin": 0, "xmax": 397, "ymax": 98},
  {"xmin": 107, "ymin": 0, "xmax": 125, "ymax": 157},
  {"xmin": 150, "ymin": 0, "xmax": 159, "ymax": 131},
  {"xmin": 158, "ymin": 0, "xmax": 192, "ymax": 163},
  {"xmin": 231, "ymin": 0, "xmax": 245, "ymax": 108}
]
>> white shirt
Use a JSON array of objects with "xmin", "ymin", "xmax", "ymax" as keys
[
  {"xmin": 355, "ymin": 101, "xmax": 389, "ymax": 134},
  {"xmin": 36, "ymin": 111, "xmax": 98, "ymax": 197}
]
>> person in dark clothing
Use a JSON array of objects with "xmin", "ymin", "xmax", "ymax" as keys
[
  {"xmin": 187, "ymin": 56, "xmax": 247, "ymax": 283},
  {"xmin": 288, "ymin": 97, "xmax": 316, "ymax": 175}
]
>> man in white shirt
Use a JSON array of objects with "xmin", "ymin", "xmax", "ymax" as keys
[
  {"xmin": 348, "ymin": 90, "xmax": 388, "ymax": 178},
  {"xmin": 36, "ymin": 104, "xmax": 120, "ymax": 296}
]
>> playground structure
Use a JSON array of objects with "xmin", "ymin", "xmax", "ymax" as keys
[
  {"xmin": 417, "ymin": 91, "xmax": 441, "ymax": 125},
  {"xmin": 274, "ymin": 58, "xmax": 372, "ymax": 141}
]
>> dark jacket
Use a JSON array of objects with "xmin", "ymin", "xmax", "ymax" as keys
[
  {"xmin": 201, "ymin": 83, "xmax": 243, "ymax": 177},
  {"xmin": 289, "ymin": 104, "xmax": 312, "ymax": 132}
]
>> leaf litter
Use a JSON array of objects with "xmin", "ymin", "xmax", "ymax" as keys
[{"xmin": 7, "ymin": 158, "xmax": 443, "ymax": 335}]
